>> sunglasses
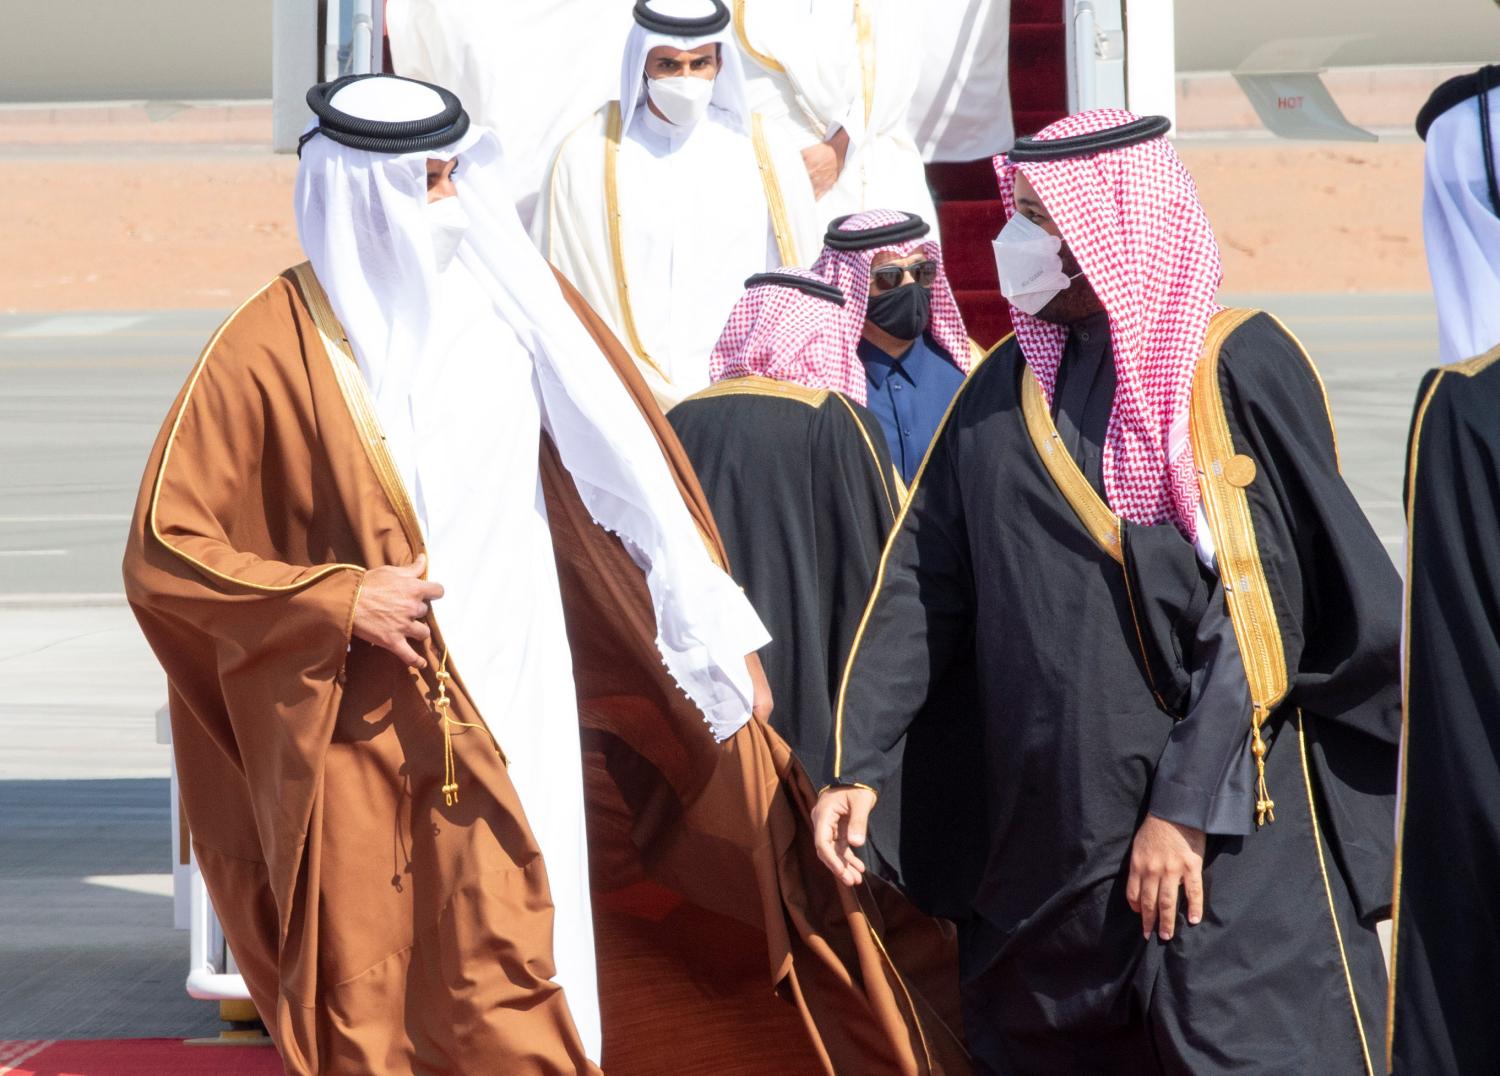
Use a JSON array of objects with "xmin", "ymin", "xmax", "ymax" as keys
[{"xmin": 871, "ymin": 260, "xmax": 939, "ymax": 292}]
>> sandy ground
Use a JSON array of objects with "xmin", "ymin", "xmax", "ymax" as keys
[
  {"xmin": 0, "ymin": 103, "xmax": 1430, "ymax": 313},
  {"xmin": 1181, "ymin": 140, "xmax": 1426, "ymax": 294}
]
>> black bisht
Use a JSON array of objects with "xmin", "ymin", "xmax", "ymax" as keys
[{"xmin": 1389, "ymin": 345, "xmax": 1500, "ymax": 1075}]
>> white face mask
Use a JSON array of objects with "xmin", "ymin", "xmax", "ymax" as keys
[
  {"xmin": 992, "ymin": 211, "xmax": 1082, "ymax": 316},
  {"xmin": 425, "ymin": 194, "xmax": 469, "ymax": 273},
  {"xmin": 646, "ymin": 73, "xmax": 716, "ymax": 127}
]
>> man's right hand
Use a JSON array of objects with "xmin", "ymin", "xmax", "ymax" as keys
[
  {"xmin": 812, "ymin": 786, "xmax": 877, "ymax": 887},
  {"xmin": 352, "ymin": 553, "xmax": 445, "ymax": 669}
]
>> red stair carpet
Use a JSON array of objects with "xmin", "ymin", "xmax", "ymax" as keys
[
  {"xmin": 927, "ymin": 0, "xmax": 1069, "ymax": 349},
  {"xmin": 0, "ymin": 1039, "xmax": 282, "ymax": 1075}
]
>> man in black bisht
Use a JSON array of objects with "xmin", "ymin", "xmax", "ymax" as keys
[
  {"xmin": 669, "ymin": 268, "xmax": 906, "ymax": 872},
  {"xmin": 1388, "ymin": 65, "xmax": 1500, "ymax": 1076},
  {"xmin": 810, "ymin": 109, "xmax": 1402, "ymax": 1073}
]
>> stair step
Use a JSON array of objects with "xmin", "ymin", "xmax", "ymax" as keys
[
  {"xmin": 927, "ymin": 160, "xmax": 999, "ymax": 203},
  {"xmin": 923, "ymin": 0, "xmax": 1062, "ymax": 352},
  {"xmin": 937, "ymin": 200, "xmax": 1006, "ymax": 290},
  {"xmin": 1012, "ymin": 0, "xmax": 1061, "ymax": 21},
  {"xmin": 954, "ymin": 290, "xmax": 1013, "ymax": 350},
  {"xmin": 1011, "ymin": 23, "xmax": 1068, "ymax": 133}
]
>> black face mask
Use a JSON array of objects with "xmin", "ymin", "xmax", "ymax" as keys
[{"xmin": 866, "ymin": 282, "xmax": 932, "ymax": 341}]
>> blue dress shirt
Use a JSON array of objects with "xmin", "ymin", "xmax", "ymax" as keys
[{"xmin": 858, "ymin": 333, "xmax": 966, "ymax": 485}]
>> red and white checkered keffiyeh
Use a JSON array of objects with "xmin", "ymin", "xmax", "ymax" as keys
[
  {"xmin": 808, "ymin": 209, "xmax": 972, "ymax": 405},
  {"xmin": 994, "ymin": 109, "xmax": 1223, "ymax": 541},
  {"xmin": 708, "ymin": 268, "xmax": 865, "ymax": 397}
]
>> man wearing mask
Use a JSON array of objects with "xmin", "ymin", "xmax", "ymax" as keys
[
  {"xmin": 536, "ymin": 0, "xmax": 820, "ymax": 410},
  {"xmin": 812, "ymin": 210, "xmax": 972, "ymax": 486},
  {"xmin": 813, "ymin": 110, "xmax": 1401, "ymax": 1073},
  {"xmin": 124, "ymin": 73, "xmax": 967, "ymax": 1074}
]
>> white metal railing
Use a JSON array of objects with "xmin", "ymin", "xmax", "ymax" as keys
[
  {"xmin": 185, "ymin": 856, "xmax": 252, "ymax": 1001},
  {"xmin": 324, "ymin": 0, "xmax": 381, "ymax": 80},
  {"xmin": 1068, "ymin": 0, "xmax": 1127, "ymax": 115},
  {"xmin": 160, "ymin": 703, "xmax": 251, "ymax": 1002}
]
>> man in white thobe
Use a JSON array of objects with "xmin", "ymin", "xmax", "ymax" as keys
[
  {"xmin": 732, "ymin": 0, "xmax": 940, "ymax": 230},
  {"xmin": 535, "ymin": 0, "xmax": 821, "ymax": 410},
  {"xmin": 293, "ymin": 73, "xmax": 771, "ymax": 1066}
]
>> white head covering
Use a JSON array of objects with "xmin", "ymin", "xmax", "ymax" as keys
[
  {"xmin": 1421, "ymin": 75, "xmax": 1500, "ymax": 363},
  {"xmin": 619, "ymin": 0, "xmax": 752, "ymax": 135},
  {"xmin": 293, "ymin": 75, "xmax": 767, "ymax": 740}
]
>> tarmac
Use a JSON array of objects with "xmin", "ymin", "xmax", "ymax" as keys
[{"xmin": 0, "ymin": 292, "xmax": 1434, "ymax": 1040}]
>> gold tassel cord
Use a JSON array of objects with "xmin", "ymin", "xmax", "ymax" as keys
[
  {"xmin": 1252, "ymin": 705, "xmax": 1276, "ymax": 826},
  {"xmin": 428, "ymin": 651, "xmax": 500, "ymax": 807}
]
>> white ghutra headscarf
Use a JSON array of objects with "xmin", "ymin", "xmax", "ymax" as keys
[
  {"xmin": 1419, "ymin": 69, "xmax": 1500, "ymax": 364},
  {"xmin": 619, "ymin": 0, "xmax": 753, "ymax": 134},
  {"xmin": 293, "ymin": 74, "xmax": 768, "ymax": 740}
]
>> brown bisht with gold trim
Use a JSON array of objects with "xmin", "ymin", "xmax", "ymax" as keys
[
  {"xmin": 123, "ymin": 264, "xmax": 969, "ymax": 1075},
  {"xmin": 828, "ymin": 311, "xmax": 1399, "ymax": 1073}
]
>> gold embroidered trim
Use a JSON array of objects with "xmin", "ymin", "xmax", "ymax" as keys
[
  {"xmin": 687, "ymin": 375, "xmax": 828, "ymax": 407},
  {"xmin": 1019, "ymin": 365, "xmax": 1123, "ymax": 565},
  {"xmin": 732, "ymin": 0, "xmax": 785, "ymax": 72},
  {"xmin": 854, "ymin": 0, "xmax": 876, "ymax": 128},
  {"xmin": 829, "ymin": 392, "xmax": 898, "ymax": 521},
  {"xmin": 1385, "ymin": 366, "xmax": 1447, "ymax": 1070},
  {"xmin": 752, "ymin": 112, "xmax": 799, "ymax": 266},
  {"xmin": 1261, "ymin": 312, "xmax": 1343, "ymax": 469},
  {"xmin": 685, "ymin": 378, "xmax": 896, "ymax": 520},
  {"xmin": 830, "ymin": 339, "xmax": 1006, "ymax": 780},
  {"xmin": 1119, "ymin": 554, "xmax": 1171, "ymax": 715},
  {"xmin": 850, "ymin": 884, "xmax": 935, "ymax": 1073},
  {"xmin": 1386, "ymin": 346, "xmax": 1500, "ymax": 1052},
  {"xmin": 891, "ymin": 466, "xmax": 909, "ymax": 505},
  {"xmin": 816, "ymin": 781, "xmax": 881, "ymax": 801},
  {"xmin": 1443, "ymin": 339, "xmax": 1500, "ymax": 377},
  {"xmin": 290, "ymin": 264, "xmax": 427, "ymax": 557},
  {"xmin": 147, "ymin": 276, "xmax": 364, "ymax": 593},
  {"xmin": 339, "ymin": 569, "xmax": 368, "ymax": 682},
  {"xmin": 604, "ymin": 102, "xmax": 670, "ymax": 382},
  {"xmin": 1297, "ymin": 713, "xmax": 1377, "ymax": 1076},
  {"xmin": 1191, "ymin": 307, "xmax": 1287, "ymax": 825},
  {"xmin": 290, "ymin": 265, "xmax": 508, "ymax": 784}
]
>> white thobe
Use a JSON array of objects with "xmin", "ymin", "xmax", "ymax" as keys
[
  {"xmin": 395, "ymin": 260, "xmax": 602, "ymax": 1062},
  {"xmin": 386, "ymin": 0, "xmax": 633, "ymax": 230},
  {"xmin": 618, "ymin": 107, "xmax": 779, "ymax": 396},
  {"xmin": 537, "ymin": 101, "xmax": 821, "ymax": 410},
  {"xmin": 736, "ymin": 0, "xmax": 939, "ymax": 230},
  {"xmin": 909, "ymin": 0, "xmax": 1015, "ymax": 162}
]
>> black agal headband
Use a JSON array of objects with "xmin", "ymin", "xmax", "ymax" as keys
[
  {"xmin": 823, "ymin": 212, "xmax": 930, "ymax": 251},
  {"xmin": 1008, "ymin": 114, "xmax": 1172, "ymax": 162},
  {"xmin": 632, "ymin": 0, "xmax": 731, "ymax": 36},
  {"xmin": 1416, "ymin": 64, "xmax": 1500, "ymax": 217},
  {"xmin": 744, "ymin": 272, "xmax": 847, "ymax": 305},
  {"xmin": 298, "ymin": 74, "xmax": 470, "ymax": 158}
]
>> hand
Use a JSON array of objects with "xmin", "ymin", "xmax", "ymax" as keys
[
  {"xmin": 351, "ymin": 553, "xmax": 445, "ymax": 669},
  {"xmin": 1126, "ymin": 813, "xmax": 1207, "ymax": 941},
  {"xmin": 812, "ymin": 786, "xmax": 877, "ymax": 887},
  {"xmin": 800, "ymin": 129, "xmax": 850, "ymax": 200},
  {"xmin": 746, "ymin": 651, "xmax": 774, "ymax": 723}
]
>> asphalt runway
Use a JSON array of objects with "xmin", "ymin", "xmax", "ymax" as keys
[
  {"xmin": 0, "ymin": 292, "xmax": 1437, "ymax": 1040},
  {"xmin": 0, "ymin": 293, "xmax": 1436, "ymax": 599}
]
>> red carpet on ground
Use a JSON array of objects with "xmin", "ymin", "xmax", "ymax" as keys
[{"xmin": 0, "ymin": 1039, "xmax": 281, "ymax": 1075}]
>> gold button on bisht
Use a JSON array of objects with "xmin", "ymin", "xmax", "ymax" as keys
[{"xmin": 1224, "ymin": 454, "xmax": 1257, "ymax": 488}]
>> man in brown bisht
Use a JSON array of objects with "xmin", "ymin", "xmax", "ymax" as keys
[{"xmin": 123, "ymin": 74, "xmax": 966, "ymax": 1075}]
